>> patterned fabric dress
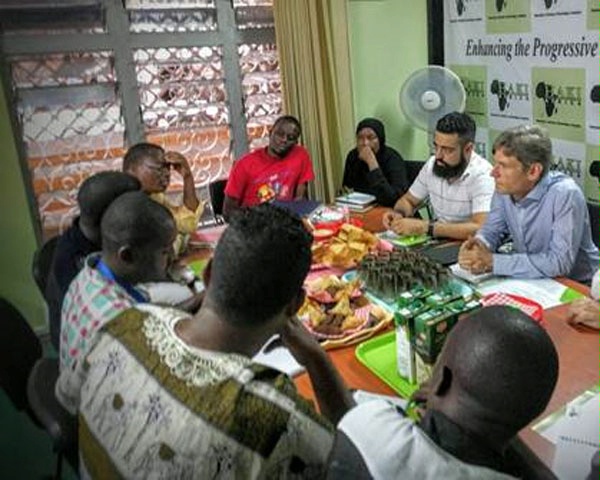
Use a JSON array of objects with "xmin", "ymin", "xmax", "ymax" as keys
[{"xmin": 63, "ymin": 304, "xmax": 333, "ymax": 479}]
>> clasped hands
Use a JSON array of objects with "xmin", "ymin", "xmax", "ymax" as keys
[
  {"xmin": 458, "ymin": 237, "xmax": 493, "ymax": 274},
  {"xmin": 382, "ymin": 211, "xmax": 428, "ymax": 236}
]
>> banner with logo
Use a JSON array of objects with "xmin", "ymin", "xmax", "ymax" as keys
[{"xmin": 444, "ymin": 0, "xmax": 599, "ymax": 203}]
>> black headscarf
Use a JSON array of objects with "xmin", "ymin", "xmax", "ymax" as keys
[
  {"xmin": 343, "ymin": 118, "xmax": 408, "ymax": 207},
  {"xmin": 356, "ymin": 118, "xmax": 386, "ymax": 152}
]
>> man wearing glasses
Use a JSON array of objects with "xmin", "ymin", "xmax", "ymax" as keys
[
  {"xmin": 123, "ymin": 143, "xmax": 203, "ymax": 251},
  {"xmin": 383, "ymin": 112, "xmax": 494, "ymax": 240},
  {"xmin": 223, "ymin": 115, "xmax": 315, "ymax": 220}
]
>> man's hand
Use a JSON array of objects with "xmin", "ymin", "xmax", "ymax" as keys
[
  {"xmin": 357, "ymin": 145, "xmax": 379, "ymax": 170},
  {"xmin": 382, "ymin": 210, "xmax": 401, "ymax": 230},
  {"xmin": 165, "ymin": 151, "xmax": 200, "ymax": 212},
  {"xmin": 458, "ymin": 237, "xmax": 493, "ymax": 274},
  {"xmin": 387, "ymin": 216, "xmax": 427, "ymax": 236},
  {"xmin": 567, "ymin": 298, "xmax": 600, "ymax": 330},
  {"xmin": 165, "ymin": 151, "xmax": 193, "ymax": 179},
  {"xmin": 281, "ymin": 316, "xmax": 325, "ymax": 367}
]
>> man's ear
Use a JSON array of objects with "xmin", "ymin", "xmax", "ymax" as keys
[
  {"xmin": 202, "ymin": 259, "xmax": 212, "ymax": 287},
  {"xmin": 285, "ymin": 288, "xmax": 306, "ymax": 318},
  {"xmin": 432, "ymin": 365, "xmax": 453, "ymax": 398},
  {"xmin": 526, "ymin": 162, "xmax": 544, "ymax": 182},
  {"xmin": 117, "ymin": 245, "xmax": 134, "ymax": 264},
  {"xmin": 462, "ymin": 141, "xmax": 474, "ymax": 158}
]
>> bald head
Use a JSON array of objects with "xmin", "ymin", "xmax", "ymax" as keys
[
  {"xmin": 77, "ymin": 171, "xmax": 141, "ymax": 243},
  {"xmin": 100, "ymin": 191, "xmax": 176, "ymax": 283},
  {"xmin": 431, "ymin": 306, "xmax": 558, "ymax": 434}
]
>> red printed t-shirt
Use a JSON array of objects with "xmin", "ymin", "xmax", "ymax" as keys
[{"xmin": 225, "ymin": 145, "xmax": 315, "ymax": 207}]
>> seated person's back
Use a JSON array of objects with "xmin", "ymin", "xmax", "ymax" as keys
[
  {"xmin": 58, "ymin": 191, "xmax": 176, "ymax": 373},
  {"xmin": 45, "ymin": 171, "xmax": 141, "ymax": 351},
  {"xmin": 57, "ymin": 204, "xmax": 354, "ymax": 479},
  {"xmin": 342, "ymin": 118, "xmax": 408, "ymax": 207},
  {"xmin": 328, "ymin": 305, "xmax": 559, "ymax": 479}
]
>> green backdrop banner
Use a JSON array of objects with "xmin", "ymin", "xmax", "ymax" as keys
[{"xmin": 444, "ymin": 0, "xmax": 599, "ymax": 204}]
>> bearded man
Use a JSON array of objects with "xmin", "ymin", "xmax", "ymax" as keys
[{"xmin": 383, "ymin": 112, "xmax": 494, "ymax": 240}]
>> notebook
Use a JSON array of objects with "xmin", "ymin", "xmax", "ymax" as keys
[
  {"xmin": 335, "ymin": 192, "xmax": 376, "ymax": 207},
  {"xmin": 449, "ymin": 263, "xmax": 494, "ymax": 284},
  {"xmin": 421, "ymin": 243, "xmax": 461, "ymax": 266}
]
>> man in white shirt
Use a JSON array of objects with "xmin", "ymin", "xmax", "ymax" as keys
[{"xmin": 383, "ymin": 112, "xmax": 494, "ymax": 240}]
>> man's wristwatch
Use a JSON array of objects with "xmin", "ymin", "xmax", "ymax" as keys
[{"xmin": 427, "ymin": 220, "xmax": 435, "ymax": 237}]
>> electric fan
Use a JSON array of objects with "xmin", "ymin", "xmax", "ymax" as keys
[{"xmin": 399, "ymin": 65, "xmax": 467, "ymax": 133}]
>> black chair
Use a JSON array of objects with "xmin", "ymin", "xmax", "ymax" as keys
[
  {"xmin": 404, "ymin": 160, "xmax": 433, "ymax": 219},
  {"xmin": 209, "ymin": 178, "xmax": 227, "ymax": 224},
  {"xmin": 588, "ymin": 202, "xmax": 599, "ymax": 248},
  {"xmin": 32, "ymin": 235, "xmax": 59, "ymax": 295},
  {"xmin": 28, "ymin": 358, "xmax": 79, "ymax": 479},
  {"xmin": 404, "ymin": 160, "xmax": 425, "ymax": 186},
  {"xmin": 0, "ymin": 298, "xmax": 43, "ymax": 417},
  {"xmin": 0, "ymin": 297, "xmax": 78, "ymax": 479}
]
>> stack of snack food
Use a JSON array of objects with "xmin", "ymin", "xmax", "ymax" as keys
[
  {"xmin": 311, "ymin": 223, "xmax": 381, "ymax": 270},
  {"xmin": 299, "ymin": 274, "xmax": 392, "ymax": 348}
]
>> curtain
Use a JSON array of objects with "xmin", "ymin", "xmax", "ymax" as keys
[{"xmin": 273, "ymin": 0, "xmax": 355, "ymax": 202}]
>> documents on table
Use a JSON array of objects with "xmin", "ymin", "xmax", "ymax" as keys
[
  {"xmin": 532, "ymin": 390, "xmax": 600, "ymax": 478},
  {"xmin": 253, "ymin": 335, "xmax": 305, "ymax": 377},
  {"xmin": 449, "ymin": 263, "xmax": 494, "ymax": 284},
  {"xmin": 474, "ymin": 277, "xmax": 585, "ymax": 309}
]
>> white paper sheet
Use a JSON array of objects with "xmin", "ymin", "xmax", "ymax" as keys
[
  {"xmin": 253, "ymin": 336, "xmax": 305, "ymax": 377},
  {"xmin": 552, "ymin": 393, "xmax": 600, "ymax": 479},
  {"xmin": 475, "ymin": 277, "xmax": 574, "ymax": 309}
]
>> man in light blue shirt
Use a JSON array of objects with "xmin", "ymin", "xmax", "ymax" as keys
[{"xmin": 458, "ymin": 125, "xmax": 598, "ymax": 283}]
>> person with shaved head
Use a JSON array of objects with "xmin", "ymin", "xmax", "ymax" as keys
[
  {"xmin": 45, "ymin": 171, "xmax": 141, "ymax": 350},
  {"xmin": 57, "ymin": 191, "xmax": 176, "ymax": 376},
  {"xmin": 328, "ymin": 306, "xmax": 559, "ymax": 479}
]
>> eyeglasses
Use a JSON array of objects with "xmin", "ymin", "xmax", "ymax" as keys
[
  {"xmin": 432, "ymin": 142, "xmax": 458, "ymax": 156},
  {"xmin": 271, "ymin": 127, "xmax": 300, "ymax": 143}
]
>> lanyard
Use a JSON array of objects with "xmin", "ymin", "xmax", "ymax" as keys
[{"xmin": 96, "ymin": 258, "xmax": 147, "ymax": 304}]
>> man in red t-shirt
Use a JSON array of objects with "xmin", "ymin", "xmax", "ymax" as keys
[{"xmin": 223, "ymin": 115, "xmax": 315, "ymax": 219}]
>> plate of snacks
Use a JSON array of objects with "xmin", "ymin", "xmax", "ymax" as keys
[
  {"xmin": 299, "ymin": 274, "xmax": 393, "ymax": 349},
  {"xmin": 311, "ymin": 223, "xmax": 391, "ymax": 270}
]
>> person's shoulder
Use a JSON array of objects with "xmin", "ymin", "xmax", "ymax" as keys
[
  {"xmin": 383, "ymin": 146, "xmax": 405, "ymax": 161},
  {"xmin": 469, "ymin": 152, "xmax": 493, "ymax": 173},
  {"xmin": 339, "ymin": 399, "xmax": 409, "ymax": 433},
  {"xmin": 288, "ymin": 144, "xmax": 311, "ymax": 161},
  {"xmin": 235, "ymin": 147, "xmax": 267, "ymax": 167},
  {"xmin": 547, "ymin": 171, "xmax": 585, "ymax": 199}
]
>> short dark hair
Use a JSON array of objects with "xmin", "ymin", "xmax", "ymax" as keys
[
  {"xmin": 492, "ymin": 125, "xmax": 552, "ymax": 176},
  {"xmin": 101, "ymin": 191, "xmax": 175, "ymax": 252},
  {"xmin": 436, "ymin": 112, "xmax": 476, "ymax": 145},
  {"xmin": 77, "ymin": 171, "xmax": 141, "ymax": 226},
  {"xmin": 445, "ymin": 306, "xmax": 558, "ymax": 431},
  {"xmin": 209, "ymin": 204, "xmax": 312, "ymax": 325},
  {"xmin": 122, "ymin": 143, "xmax": 164, "ymax": 171},
  {"xmin": 273, "ymin": 115, "xmax": 302, "ymax": 136}
]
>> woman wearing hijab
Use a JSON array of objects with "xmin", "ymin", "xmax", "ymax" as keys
[{"xmin": 342, "ymin": 118, "xmax": 408, "ymax": 207}]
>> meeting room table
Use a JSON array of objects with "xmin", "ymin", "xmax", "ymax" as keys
[{"xmin": 187, "ymin": 205, "xmax": 599, "ymax": 469}]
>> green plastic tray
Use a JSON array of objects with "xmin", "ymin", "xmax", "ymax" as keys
[{"xmin": 355, "ymin": 331, "xmax": 418, "ymax": 399}]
